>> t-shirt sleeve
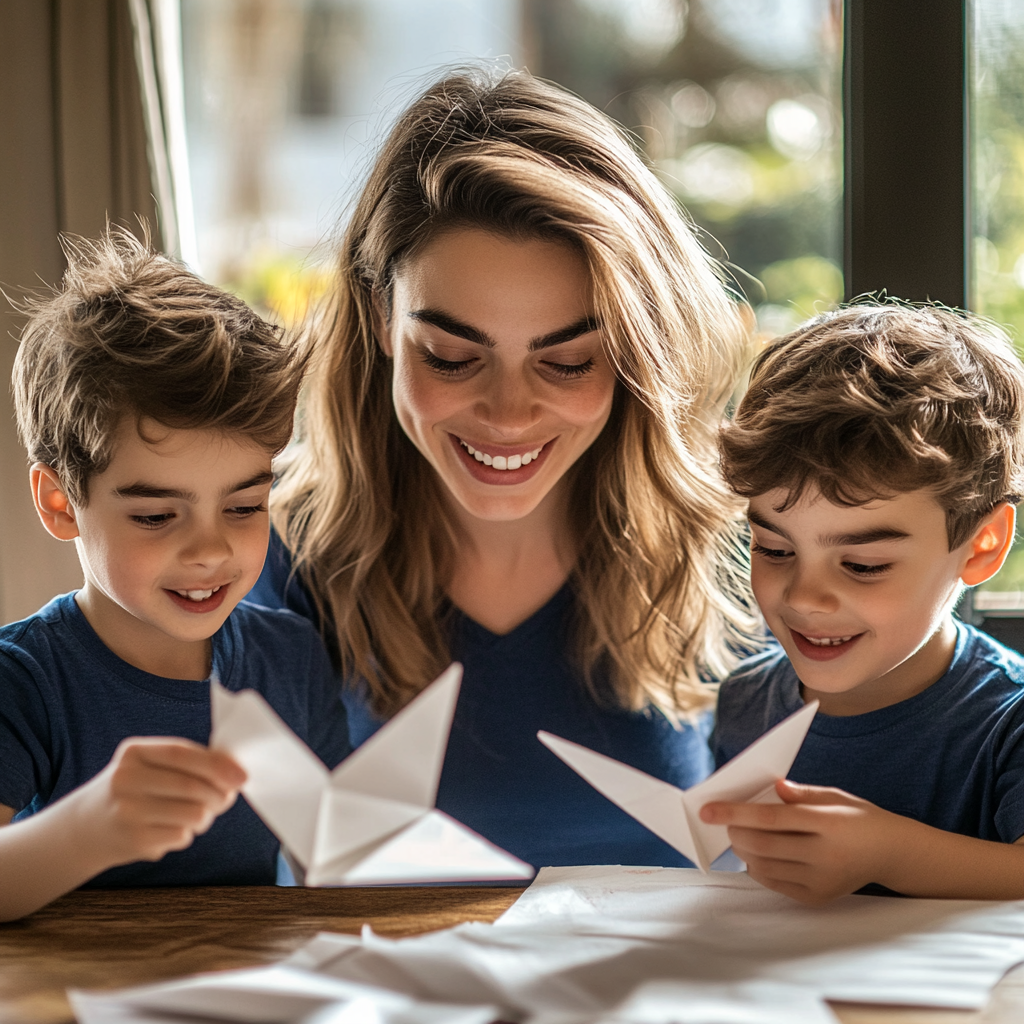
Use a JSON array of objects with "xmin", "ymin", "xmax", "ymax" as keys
[
  {"xmin": 303, "ymin": 628, "xmax": 352, "ymax": 770},
  {"xmin": 993, "ymin": 715, "xmax": 1024, "ymax": 844},
  {"xmin": 0, "ymin": 648, "xmax": 55, "ymax": 812}
]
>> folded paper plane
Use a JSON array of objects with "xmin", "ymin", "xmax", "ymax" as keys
[
  {"xmin": 211, "ymin": 663, "xmax": 533, "ymax": 886},
  {"xmin": 538, "ymin": 701, "xmax": 818, "ymax": 872}
]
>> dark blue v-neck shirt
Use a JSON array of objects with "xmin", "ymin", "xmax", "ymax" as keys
[{"xmin": 250, "ymin": 531, "xmax": 715, "ymax": 869}]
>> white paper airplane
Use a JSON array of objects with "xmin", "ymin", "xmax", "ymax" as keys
[
  {"xmin": 537, "ymin": 701, "xmax": 819, "ymax": 873},
  {"xmin": 211, "ymin": 663, "xmax": 533, "ymax": 886}
]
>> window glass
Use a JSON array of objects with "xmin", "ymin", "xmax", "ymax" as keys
[
  {"xmin": 969, "ymin": 0, "xmax": 1024, "ymax": 604},
  {"xmin": 180, "ymin": 0, "xmax": 842, "ymax": 334}
]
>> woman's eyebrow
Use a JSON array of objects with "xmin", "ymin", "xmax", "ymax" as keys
[
  {"xmin": 409, "ymin": 309, "xmax": 492, "ymax": 346},
  {"xmin": 529, "ymin": 316, "xmax": 600, "ymax": 351},
  {"xmin": 408, "ymin": 309, "xmax": 599, "ymax": 351}
]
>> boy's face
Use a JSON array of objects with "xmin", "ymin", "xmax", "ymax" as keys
[
  {"xmin": 748, "ymin": 487, "xmax": 972, "ymax": 715},
  {"xmin": 66, "ymin": 420, "xmax": 273, "ymax": 671}
]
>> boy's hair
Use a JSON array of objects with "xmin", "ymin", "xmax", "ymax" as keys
[
  {"xmin": 12, "ymin": 228, "xmax": 306, "ymax": 504},
  {"xmin": 719, "ymin": 302, "xmax": 1024, "ymax": 549}
]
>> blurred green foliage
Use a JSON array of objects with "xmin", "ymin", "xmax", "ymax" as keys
[{"xmin": 972, "ymin": 16, "xmax": 1024, "ymax": 594}]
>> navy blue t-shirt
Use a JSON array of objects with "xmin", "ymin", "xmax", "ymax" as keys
[
  {"xmin": 250, "ymin": 530, "xmax": 715, "ymax": 869},
  {"xmin": 712, "ymin": 623, "xmax": 1024, "ymax": 843},
  {"xmin": 0, "ymin": 593, "xmax": 351, "ymax": 887}
]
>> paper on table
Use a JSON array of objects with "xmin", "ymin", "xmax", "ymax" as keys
[
  {"xmin": 594, "ymin": 980, "xmax": 840, "ymax": 1024},
  {"xmin": 538, "ymin": 700, "xmax": 818, "ymax": 871},
  {"xmin": 210, "ymin": 663, "xmax": 532, "ymax": 886},
  {"xmin": 493, "ymin": 865, "xmax": 1024, "ymax": 1010},
  {"xmin": 68, "ymin": 964, "xmax": 498, "ymax": 1024}
]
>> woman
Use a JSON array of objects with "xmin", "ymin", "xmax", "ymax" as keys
[{"xmin": 251, "ymin": 67, "xmax": 757, "ymax": 869}]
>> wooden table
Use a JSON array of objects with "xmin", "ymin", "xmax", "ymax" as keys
[{"xmin": 0, "ymin": 886, "xmax": 1016, "ymax": 1024}]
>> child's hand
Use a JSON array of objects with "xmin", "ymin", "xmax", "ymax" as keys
[
  {"xmin": 699, "ymin": 779, "xmax": 915, "ymax": 904},
  {"xmin": 76, "ymin": 738, "xmax": 247, "ymax": 865}
]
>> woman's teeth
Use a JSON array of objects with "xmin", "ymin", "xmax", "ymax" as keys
[
  {"xmin": 805, "ymin": 634, "xmax": 854, "ymax": 646},
  {"xmin": 460, "ymin": 440, "xmax": 543, "ymax": 470},
  {"xmin": 175, "ymin": 586, "xmax": 222, "ymax": 602}
]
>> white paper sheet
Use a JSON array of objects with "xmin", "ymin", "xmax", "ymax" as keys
[
  {"xmin": 286, "ymin": 865, "xmax": 1024, "ymax": 1016},
  {"xmin": 538, "ymin": 701, "xmax": 818, "ymax": 872},
  {"xmin": 594, "ymin": 980, "xmax": 839, "ymax": 1024},
  {"xmin": 69, "ymin": 964, "xmax": 497, "ymax": 1024},
  {"xmin": 210, "ymin": 663, "xmax": 532, "ymax": 885}
]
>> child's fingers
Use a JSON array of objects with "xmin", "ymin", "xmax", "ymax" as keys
[
  {"xmin": 110, "ymin": 759, "xmax": 239, "ymax": 810},
  {"xmin": 727, "ymin": 824, "xmax": 815, "ymax": 863},
  {"xmin": 116, "ymin": 738, "xmax": 246, "ymax": 791},
  {"xmin": 775, "ymin": 779, "xmax": 860, "ymax": 806},
  {"xmin": 700, "ymin": 800, "xmax": 813, "ymax": 831}
]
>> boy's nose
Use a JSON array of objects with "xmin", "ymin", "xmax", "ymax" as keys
[
  {"xmin": 182, "ymin": 525, "xmax": 233, "ymax": 565},
  {"xmin": 783, "ymin": 569, "xmax": 840, "ymax": 615}
]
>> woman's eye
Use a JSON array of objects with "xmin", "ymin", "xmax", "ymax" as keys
[
  {"xmin": 844, "ymin": 561, "xmax": 892, "ymax": 577},
  {"xmin": 421, "ymin": 350, "xmax": 475, "ymax": 375},
  {"xmin": 543, "ymin": 358, "xmax": 595, "ymax": 379},
  {"xmin": 131, "ymin": 513, "xmax": 174, "ymax": 528},
  {"xmin": 751, "ymin": 542, "xmax": 791, "ymax": 560}
]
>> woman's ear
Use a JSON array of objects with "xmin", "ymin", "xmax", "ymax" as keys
[
  {"xmin": 372, "ymin": 290, "xmax": 394, "ymax": 358},
  {"xmin": 30, "ymin": 464, "xmax": 80, "ymax": 541},
  {"xmin": 961, "ymin": 502, "xmax": 1016, "ymax": 586}
]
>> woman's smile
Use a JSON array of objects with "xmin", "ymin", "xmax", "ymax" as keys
[{"xmin": 451, "ymin": 434, "xmax": 554, "ymax": 485}]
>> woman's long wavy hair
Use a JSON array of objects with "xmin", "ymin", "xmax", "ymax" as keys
[{"xmin": 273, "ymin": 67, "xmax": 760, "ymax": 719}]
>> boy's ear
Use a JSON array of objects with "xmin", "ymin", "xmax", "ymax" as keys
[
  {"xmin": 961, "ymin": 502, "xmax": 1016, "ymax": 587},
  {"xmin": 30, "ymin": 464, "xmax": 80, "ymax": 541}
]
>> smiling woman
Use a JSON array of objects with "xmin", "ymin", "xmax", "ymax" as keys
[{"xmin": 251, "ymin": 67, "xmax": 760, "ymax": 870}]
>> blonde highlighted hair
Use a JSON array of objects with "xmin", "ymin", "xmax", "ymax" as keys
[{"xmin": 273, "ymin": 67, "xmax": 759, "ymax": 718}]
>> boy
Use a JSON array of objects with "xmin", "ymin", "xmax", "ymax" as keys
[
  {"xmin": 703, "ymin": 302, "xmax": 1024, "ymax": 903},
  {"xmin": 0, "ymin": 230, "xmax": 349, "ymax": 921}
]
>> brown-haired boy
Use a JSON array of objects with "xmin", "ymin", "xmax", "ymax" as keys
[
  {"xmin": 704, "ymin": 302, "xmax": 1024, "ymax": 902},
  {"xmin": 0, "ymin": 229, "xmax": 349, "ymax": 920}
]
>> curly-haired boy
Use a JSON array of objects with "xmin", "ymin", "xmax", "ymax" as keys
[{"xmin": 706, "ymin": 303, "xmax": 1024, "ymax": 902}]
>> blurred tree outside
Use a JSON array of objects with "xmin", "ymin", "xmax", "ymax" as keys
[
  {"xmin": 971, "ymin": 0, "xmax": 1024, "ymax": 596},
  {"xmin": 184, "ymin": 0, "xmax": 843, "ymax": 336},
  {"xmin": 521, "ymin": 0, "xmax": 844, "ymax": 339}
]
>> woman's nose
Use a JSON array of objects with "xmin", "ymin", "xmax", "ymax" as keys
[{"xmin": 474, "ymin": 370, "xmax": 541, "ymax": 436}]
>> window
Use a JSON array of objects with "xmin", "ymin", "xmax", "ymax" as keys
[{"xmin": 180, "ymin": 0, "xmax": 842, "ymax": 334}]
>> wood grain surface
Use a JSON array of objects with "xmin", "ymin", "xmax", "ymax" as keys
[{"xmin": 0, "ymin": 886, "xmax": 985, "ymax": 1024}]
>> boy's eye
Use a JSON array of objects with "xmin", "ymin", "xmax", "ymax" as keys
[
  {"xmin": 228, "ymin": 504, "xmax": 267, "ymax": 517},
  {"xmin": 844, "ymin": 561, "xmax": 892, "ymax": 577},
  {"xmin": 542, "ymin": 358, "xmax": 595, "ymax": 379},
  {"xmin": 421, "ymin": 350, "xmax": 475, "ymax": 375},
  {"xmin": 130, "ymin": 513, "xmax": 174, "ymax": 528},
  {"xmin": 751, "ymin": 541, "xmax": 792, "ymax": 560}
]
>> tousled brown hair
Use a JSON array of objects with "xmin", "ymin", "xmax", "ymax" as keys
[
  {"xmin": 720, "ymin": 301, "xmax": 1024, "ymax": 548},
  {"xmin": 13, "ymin": 227, "xmax": 306, "ymax": 504},
  {"xmin": 273, "ymin": 66, "xmax": 760, "ymax": 719}
]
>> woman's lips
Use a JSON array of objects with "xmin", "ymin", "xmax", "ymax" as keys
[
  {"xmin": 790, "ymin": 628, "xmax": 864, "ymax": 661},
  {"xmin": 449, "ymin": 433, "xmax": 553, "ymax": 486}
]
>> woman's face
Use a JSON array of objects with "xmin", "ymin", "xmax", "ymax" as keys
[{"xmin": 378, "ymin": 228, "xmax": 617, "ymax": 523}]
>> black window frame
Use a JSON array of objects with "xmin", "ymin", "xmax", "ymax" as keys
[{"xmin": 844, "ymin": 0, "xmax": 966, "ymax": 306}]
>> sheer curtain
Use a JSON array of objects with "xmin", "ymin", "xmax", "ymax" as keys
[{"xmin": 0, "ymin": 0, "xmax": 188, "ymax": 624}]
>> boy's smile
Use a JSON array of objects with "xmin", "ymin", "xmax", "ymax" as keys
[
  {"xmin": 44, "ymin": 420, "xmax": 274, "ymax": 680},
  {"xmin": 748, "ymin": 487, "xmax": 975, "ymax": 716}
]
